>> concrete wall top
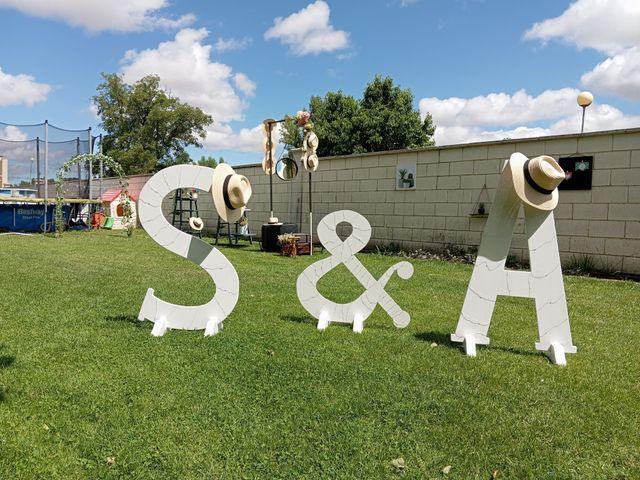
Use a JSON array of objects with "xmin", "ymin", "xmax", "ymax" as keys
[{"xmin": 234, "ymin": 127, "xmax": 640, "ymax": 169}]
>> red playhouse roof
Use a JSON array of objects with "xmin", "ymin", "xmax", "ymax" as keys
[{"xmin": 101, "ymin": 187, "xmax": 139, "ymax": 203}]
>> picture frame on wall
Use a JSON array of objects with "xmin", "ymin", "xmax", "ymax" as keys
[
  {"xmin": 396, "ymin": 162, "xmax": 416, "ymax": 190},
  {"xmin": 558, "ymin": 155, "xmax": 594, "ymax": 190}
]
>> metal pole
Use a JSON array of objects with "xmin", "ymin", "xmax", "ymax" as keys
[
  {"xmin": 76, "ymin": 137, "xmax": 81, "ymax": 197},
  {"xmin": 43, "ymin": 120, "xmax": 48, "ymax": 232},
  {"xmin": 268, "ymin": 122, "xmax": 274, "ymax": 220},
  {"xmin": 36, "ymin": 136, "xmax": 41, "ymax": 197},
  {"xmin": 309, "ymin": 172, "xmax": 313, "ymax": 256},
  {"xmin": 580, "ymin": 106, "xmax": 586, "ymax": 134},
  {"xmin": 99, "ymin": 134, "xmax": 103, "ymax": 202},
  {"xmin": 88, "ymin": 127, "xmax": 92, "ymax": 201}
]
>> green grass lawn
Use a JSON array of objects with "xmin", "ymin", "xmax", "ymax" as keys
[{"xmin": 0, "ymin": 230, "xmax": 638, "ymax": 479}]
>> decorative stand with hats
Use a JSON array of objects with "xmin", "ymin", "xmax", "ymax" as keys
[
  {"xmin": 137, "ymin": 164, "xmax": 252, "ymax": 337},
  {"xmin": 297, "ymin": 210, "xmax": 414, "ymax": 333},
  {"xmin": 299, "ymin": 112, "xmax": 319, "ymax": 256},
  {"xmin": 262, "ymin": 118, "xmax": 281, "ymax": 225},
  {"xmin": 451, "ymin": 153, "xmax": 577, "ymax": 365}
]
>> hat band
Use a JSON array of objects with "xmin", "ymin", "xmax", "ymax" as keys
[
  {"xmin": 523, "ymin": 159, "xmax": 555, "ymax": 195},
  {"xmin": 222, "ymin": 175, "xmax": 236, "ymax": 210}
]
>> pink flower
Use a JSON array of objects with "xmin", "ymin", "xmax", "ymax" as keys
[{"xmin": 296, "ymin": 111, "xmax": 310, "ymax": 127}]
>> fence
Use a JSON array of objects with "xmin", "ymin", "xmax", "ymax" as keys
[
  {"xmin": 68, "ymin": 127, "xmax": 640, "ymax": 275},
  {"xmin": 0, "ymin": 120, "xmax": 97, "ymax": 231},
  {"xmin": 236, "ymin": 127, "xmax": 640, "ymax": 275}
]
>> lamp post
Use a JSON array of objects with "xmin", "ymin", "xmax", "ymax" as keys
[{"xmin": 577, "ymin": 91, "xmax": 593, "ymax": 134}]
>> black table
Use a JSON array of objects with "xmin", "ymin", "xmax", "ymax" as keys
[{"xmin": 261, "ymin": 223, "xmax": 298, "ymax": 252}]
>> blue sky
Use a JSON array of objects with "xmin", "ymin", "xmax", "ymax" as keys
[{"xmin": 0, "ymin": 0, "xmax": 639, "ymax": 165}]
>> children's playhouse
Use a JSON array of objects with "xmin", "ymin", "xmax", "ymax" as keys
[{"xmin": 100, "ymin": 188, "xmax": 138, "ymax": 229}]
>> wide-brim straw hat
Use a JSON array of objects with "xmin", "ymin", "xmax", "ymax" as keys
[
  {"xmin": 212, "ymin": 163, "xmax": 252, "ymax": 223},
  {"xmin": 302, "ymin": 132, "xmax": 319, "ymax": 172},
  {"xmin": 304, "ymin": 154, "xmax": 319, "ymax": 172},
  {"xmin": 189, "ymin": 216, "xmax": 204, "ymax": 231},
  {"xmin": 262, "ymin": 155, "xmax": 276, "ymax": 175},
  {"xmin": 507, "ymin": 152, "xmax": 564, "ymax": 211}
]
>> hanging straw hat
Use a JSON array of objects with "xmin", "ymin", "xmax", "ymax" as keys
[
  {"xmin": 189, "ymin": 217, "xmax": 204, "ymax": 231},
  {"xmin": 302, "ymin": 131, "xmax": 319, "ymax": 172},
  {"xmin": 507, "ymin": 152, "xmax": 565, "ymax": 211},
  {"xmin": 262, "ymin": 118, "xmax": 277, "ymax": 175},
  {"xmin": 212, "ymin": 164, "xmax": 252, "ymax": 223}
]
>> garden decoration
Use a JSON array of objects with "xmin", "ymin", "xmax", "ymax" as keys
[
  {"xmin": 55, "ymin": 153, "xmax": 130, "ymax": 236},
  {"xmin": 299, "ymin": 111, "xmax": 319, "ymax": 255},
  {"xmin": 137, "ymin": 164, "xmax": 252, "ymax": 337},
  {"xmin": 297, "ymin": 210, "xmax": 414, "ymax": 333},
  {"xmin": 189, "ymin": 216, "xmax": 204, "ymax": 231},
  {"xmin": 262, "ymin": 118, "xmax": 280, "ymax": 224},
  {"xmin": 451, "ymin": 153, "xmax": 576, "ymax": 365}
]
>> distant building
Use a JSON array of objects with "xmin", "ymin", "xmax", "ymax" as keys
[{"xmin": 0, "ymin": 156, "xmax": 8, "ymax": 187}]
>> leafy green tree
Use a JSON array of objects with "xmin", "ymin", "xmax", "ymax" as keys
[
  {"xmin": 309, "ymin": 91, "xmax": 362, "ymax": 157},
  {"xmin": 358, "ymin": 75, "xmax": 435, "ymax": 152},
  {"xmin": 196, "ymin": 155, "xmax": 224, "ymax": 168},
  {"xmin": 279, "ymin": 116, "xmax": 304, "ymax": 151},
  {"xmin": 296, "ymin": 75, "xmax": 435, "ymax": 157},
  {"xmin": 93, "ymin": 73, "xmax": 213, "ymax": 174}
]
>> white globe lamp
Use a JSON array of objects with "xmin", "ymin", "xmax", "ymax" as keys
[{"xmin": 577, "ymin": 91, "xmax": 593, "ymax": 133}]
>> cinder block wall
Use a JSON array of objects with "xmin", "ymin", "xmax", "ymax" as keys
[
  {"xmin": 93, "ymin": 128, "xmax": 640, "ymax": 274},
  {"xmin": 236, "ymin": 128, "xmax": 640, "ymax": 274}
]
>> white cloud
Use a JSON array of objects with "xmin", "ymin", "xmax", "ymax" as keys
[
  {"xmin": 0, "ymin": 67, "xmax": 51, "ymax": 107},
  {"xmin": 420, "ymin": 88, "xmax": 640, "ymax": 145},
  {"xmin": 523, "ymin": 0, "xmax": 640, "ymax": 54},
  {"xmin": 1, "ymin": 125, "xmax": 28, "ymax": 141},
  {"xmin": 203, "ymin": 123, "xmax": 266, "ymax": 153},
  {"xmin": 524, "ymin": 0, "xmax": 640, "ymax": 102},
  {"xmin": 581, "ymin": 47, "xmax": 640, "ymax": 101},
  {"xmin": 265, "ymin": 1, "xmax": 349, "ymax": 56},
  {"xmin": 0, "ymin": 0, "xmax": 195, "ymax": 33},
  {"xmin": 119, "ymin": 28, "xmax": 262, "ymax": 152},
  {"xmin": 420, "ymin": 88, "xmax": 579, "ymax": 128},
  {"xmin": 121, "ymin": 28, "xmax": 252, "ymax": 124},
  {"xmin": 233, "ymin": 73, "xmax": 256, "ymax": 97},
  {"xmin": 213, "ymin": 36, "xmax": 252, "ymax": 53}
]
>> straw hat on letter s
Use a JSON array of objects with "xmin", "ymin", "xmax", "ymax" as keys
[{"xmin": 212, "ymin": 164, "xmax": 252, "ymax": 223}]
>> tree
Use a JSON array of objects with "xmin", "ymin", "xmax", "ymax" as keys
[
  {"xmin": 310, "ymin": 92, "xmax": 362, "ymax": 157},
  {"xmin": 291, "ymin": 75, "xmax": 435, "ymax": 157},
  {"xmin": 358, "ymin": 75, "xmax": 435, "ymax": 152},
  {"xmin": 93, "ymin": 73, "xmax": 213, "ymax": 174},
  {"xmin": 196, "ymin": 155, "xmax": 224, "ymax": 168}
]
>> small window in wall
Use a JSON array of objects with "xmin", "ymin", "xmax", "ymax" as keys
[
  {"xmin": 558, "ymin": 155, "xmax": 593, "ymax": 190},
  {"xmin": 116, "ymin": 204, "xmax": 124, "ymax": 216}
]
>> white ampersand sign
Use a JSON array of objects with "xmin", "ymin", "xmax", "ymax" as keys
[
  {"xmin": 137, "ymin": 164, "xmax": 251, "ymax": 337},
  {"xmin": 296, "ymin": 210, "xmax": 414, "ymax": 333}
]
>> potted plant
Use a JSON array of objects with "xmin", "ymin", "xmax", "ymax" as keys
[
  {"xmin": 278, "ymin": 233, "xmax": 299, "ymax": 257},
  {"xmin": 407, "ymin": 172, "xmax": 414, "ymax": 188},
  {"xmin": 398, "ymin": 168, "xmax": 408, "ymax": 188},
  {"xmin": 477, "ymin": 202, "xmax": 486, "ymax": 215},
  {"xmin": 238, "ymin": 214, "xmax": 249, "ymax": 235}
]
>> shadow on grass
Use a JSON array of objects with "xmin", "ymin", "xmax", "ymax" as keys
[
  {"xmin": 414, "ymin": 332, "xmax": 541, "ymax": 358},
  {"xmin": 0, "ymin": 355, "xmax": 15, "ymax": 369},
  {"xmin": 414, "ymin": 331, "xmax": 459, "ymax": 349},
  {"xmin": 104, "ymin": 314, "xmax": 149, "ymax": 329},
  {"xmin": 280, "ymin": 314, "xmax": 316, "ymax": 325},
  {"xmin": 0, "ymin": 348, "xmax": 15, "ymax": 404},
  {"xmin": 280, "ymin": 315, "xmax": 397, "ymax": 333},
  {"xmin": 486, "ymin": 345, "xmax": 541, "ymax": 358}
]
